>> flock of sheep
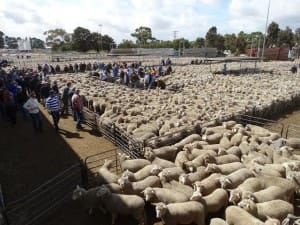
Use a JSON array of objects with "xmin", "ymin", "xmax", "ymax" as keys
[
  {"xmin": 51, "ymin": 60, "xmax": 300, "ymax": 145},
  {"xmin": 72, "ymin": 120, "xmax": 300, "ymax": 225}
]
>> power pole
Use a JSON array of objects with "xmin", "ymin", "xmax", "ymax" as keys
[
  {"xmin": 261, "ymin": 0, "xmax": 271, "ymax": 61},
  {"xmin": 173, "ymin": 31, "xmax": 178, "ymax": 40}
]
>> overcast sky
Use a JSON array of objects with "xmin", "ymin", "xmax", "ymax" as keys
[{"xmin": 1, "ymin": 0, "xmax": 300, "ymax": 44}]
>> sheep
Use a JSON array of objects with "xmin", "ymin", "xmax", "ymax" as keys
[
  {"xmin": 190, "ymin": 188, "xmax": 228, "ymax": 214},
  {"xmin": 223, "ymin": 120, "xmax": 237, "ymax": 130},
  {"xmin": 286, "ymin": 137, "xmax": 300, "ymax": 149},
  {"xmin": 225, "ymin": 205, "xmax": 281, "ymax": 225},
  {"xmin": 143, "ymin": 187, "xmax": 189, "ymax": 204},
  {"xmin": 219, "ymin": 132, "xmax": 233, "ymax": 149},
  {"xmin": 202, "ymin": 133, "xmax": 223, "ymax": 144},
  {"xmin": 184, "ymin": 153, "xmax": 216, "ymax": 172},
  {"xmin": 72, "ymin": 185, "xmax": 104, "ymax": 215},
  {"xmin": 154, "ymin": 201, "xmax": 206, "ymax": 225},
  {"xmin": 96, "ymin": 159, "xmax": 119, "ymax": 184},
  {"xmin": 174, "ymin": 134, "xmax": 202, "ymax": 151},
  {"xmin": 238, "ymin": 199, "xmax": 294, "ymax": 222},
  {"xmin": 285, "ymin": 170, "xmax": 300, "ymax": 194},
  {"xmin": 210, "ymin": 218, "xmax": 228, "ymax": 225},
  {"xmin": 118, "ymin": 175, "xmax": 161, "ymax": 196},
  {"xmin": 193, "ymin": 173, "xmax": 222, "ymax": 196},
  {"xmin": 219, "ymin": 168, "xmax": 254, "ymax": 189},
  {"xmin": 230, "ymin": 128, "xmax": 246, "ymax": 146},
  {"xmin": 174, "ymin": 150, "xmax": 192, "ymax": 169},
  {"xmin": 149, "ymin": 146, "xmax": 179, "ymax": 161},
  {"xmin": 214, "ymin": 154, "xmax": 240, "ymax": 165},
  {"xmin": 205, "ymin": 162, "xmax": 244, "ymax": 175},
  {"xmin": 102, "ymin": 183, "xmax": 123, "ymax": 194},
  {"xmin": 121, "ymin": 164, "xmax": 162, "ymax": 181},
  {"xmin": 245, "ymin": 124, "xmax": 271, "ymax": 137},
  {"xmin": 119, "ymin": 153, "xmax": 151, "ymax": 172},
  {"xmin": 160, "ymin": 173, "xmax": 194, "ymax": 198},
  {"xmin": 144, "ymin": 150, "xmax": 176, "ymax": 169},
  {"xmin": 179, "ymin": 166, "xmax": 210, "ymax": 186},
  {"xmin": 96, "ymin": 186, "xmax": 145, "ymax": 225},
  {"xmin": 226, "ymin": 146, "xmax": 242, "ymax": 158},
  {"xmin": 158, "ymin": 167, "xmax": 185, "ymax": 181},
  {"xmin": 251, "ymin": 162, "xmax": 285, "ymax": 178},
  {"xmin": 239, "ymin": 141, "xmax": 257, "ymax": 155},
  {"xmin": 185, "ymin": 147, "xmax": 217, "ymax": 159}
]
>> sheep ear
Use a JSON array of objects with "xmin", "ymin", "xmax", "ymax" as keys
[{"xmin": 225, "ymin": 178, "xmax": 232, "ymax": 184}]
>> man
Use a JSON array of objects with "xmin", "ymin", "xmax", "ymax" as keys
[
  {"xmin": 61, "ymin": 81, "xmax": 71, "ymax": 116},
  {"xmin": 71, "ymin": 89, "xmax": 84, "ymax": 130},
  {"xmin": 23, "ymin": 92, "xmax": 43, "ymax": 132},
  {"xmin": 46, "ymin": 89, "xmax": 60, "ymax": 130}
]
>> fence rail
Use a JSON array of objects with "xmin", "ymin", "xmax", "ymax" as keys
[{"xmin": 3, "ymin": 164, "xmax": 82, "ymax": 225}]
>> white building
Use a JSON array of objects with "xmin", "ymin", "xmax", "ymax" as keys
[{"xmin": 18, "ymin": 38, "xmax": 31, "ymax": 51}]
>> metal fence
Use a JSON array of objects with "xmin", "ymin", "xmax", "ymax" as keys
[
  {"xmin": 3, "ymin": 164, "xmax": 82, "ymax": 225},
  {"xmin": 83, "ymin": 148, "xmax": 121, "ymax": 188}
]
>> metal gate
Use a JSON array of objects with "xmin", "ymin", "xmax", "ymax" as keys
[{"xmin": 3, "ymin": 164, "xmax": 82, "ymax": 225}]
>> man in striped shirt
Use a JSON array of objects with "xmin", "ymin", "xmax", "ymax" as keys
[{"xmin": 46, "ymin": 89, "xmax": 60, "ymax": 130}]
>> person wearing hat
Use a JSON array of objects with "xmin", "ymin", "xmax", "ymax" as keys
[
  {"xmin": 23, "ymin": 92, "xmax": 43, "ymax": 132},
  {"xmin": 46, "ymin": 89, "xmax": 60, "ymax": 130}
]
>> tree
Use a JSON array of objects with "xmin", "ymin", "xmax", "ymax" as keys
[
  {"xmin": 173, "ymin": 38, "xmax": 190, "ymax": 51},
  {"xmin": 205, "ymin": 26, "xmax": 218, "ymax": 47},
  {"xmin": 72, "ymin": 27, "xmax": 92, "ymax": 52},
  {"xmin": 102, "ymin": 34, "xmax": 115, "ymax": 51},
  {"xmin": 30, "ymin": 37, "xmax": 45, "ymax": 49},
  {"xmin": 215, "ymin": 34, "xmax": 225, "ymax": 51},
  {"xmin": 236, "ymin": 31, "xmax": 247, "ymax": 54},
  {"xmin": 5, "ymin": 36, "xmax": 19, "ymax": 49},
  {"xmin": 224, "ymin": 34, "xmax": 237, "ymax": 53},
  {"xmin": 295, "ymin": 27, "xmax": 300, "ymax": 46},
  {"xmin": 267, "ymin": 21, "xmax": 280, "ymax": 47},
  {"xmin": 193, "ymin": 37, "xmax": 205, "ymax": 48},
  {"xmin": 0, "ymin": 31, "xmax": 4, "ymax": 48},
  {"xmin": 118, "ymin": 39, "xmax": 136, "ymax": 48},
  {"xmin": 131, "ymin": 26, "xmax": 154, "ymax": 46},
  {"xmin": 278, "ymin": 26, "xmax": 294, "ymax": 48},
  {"xmin": 43, "ymin": 28, "xmax": 71, "ymax": 46}
]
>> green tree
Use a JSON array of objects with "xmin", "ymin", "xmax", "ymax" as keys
[
  {"xmin": 131, "ymin": 26, "xmax": 154, "ymax": 46},
  {"xmin": 173, "ymin": 38, "xmax": 190, "ymax": 51},
  {"xmin": 278, "ymin": 26, "xmax": 294, "ymax": 48},
  {"xmin": 193, "ymin": 37, "xmax": 205, "ymax": 48},
  {"xmin": 205, "ymin": 26, "xmax": 218, "ymax": 47},
  {"xmin": 118, "ymin": 39, "xmax": 137, "ymax": 48},
  {"xmin": 295, "ymin": 27, "xmax": 300, "ymax": 45},
  {"xmin": 267, "ymin": 21, "xmax": 280, "ymax": 47},
  {"xmin": 72, "ymin": 27, "xmax": 92, "ymax": 52},
  {"xmin": 236, "ymin": 31, "xmax": 247, "ymax": 54},
  {"xmin": 102, "ymin": 34, "xmax": 116, "ymax": 51},
  {"xmin": 30, "ymin": 37, "xmax": 45, "ymax": 49},
  {"xmin": 43, "ymin": 28, "xmax": 70, "ymax": 46},
  {"xmin": 215, "ymin": 34, "xmax": 225, "ymax": 51},
  {"xmin": 224, "ymin": 34, "xmax": 237, "ymax": 53},
  {"xmin": 5, "ymin": 36, "xmax": 19, "ymax": 49},
  {"xmin": 0, "ymin": 31, "xmax": 4, "ymax": 48}
]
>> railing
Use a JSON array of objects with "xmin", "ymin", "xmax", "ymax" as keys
[
  {"xmin": 3, "ymin": 164, "xmax": 82, "ymax": 225},
  {"xmin": 83, "ymin": 148, "xmax": 121, "ymax": 188}
]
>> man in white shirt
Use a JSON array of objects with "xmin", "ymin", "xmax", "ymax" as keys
[{"xmin": 23, "ymin": 92, "xmax": 43, "ymax": 132}]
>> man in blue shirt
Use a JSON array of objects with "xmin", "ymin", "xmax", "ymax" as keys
[{"xmin": 46, "ymin": 90, "xmax": 60, "ymax": 130}]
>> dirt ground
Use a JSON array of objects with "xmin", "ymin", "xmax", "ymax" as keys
[{"xmin": 1, "ymin": 105, "xmax": 300, "ymax": 225}]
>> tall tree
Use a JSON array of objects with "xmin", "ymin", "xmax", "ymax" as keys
[
  {"xmin": 30, "ymin": 37, "xmax": 45, "ymax": 49},
  {"xmin": 205, "ymin": 26, "xmax": 218, "ymax": 47},
  {"xmin": 43, "ymin": 28, "xmax": 70, "ymax": 46},
  {"xmin": 215, "ymin": 34, "xmax": 225, "ymax": 51},
  {"xmin": 0, "ymin": 31, "xmax": 4, "ymax": 48},
  {"xmin": 295, "ymin": 27, "xmax": 300, "ymax": 45},
  {"xmin": 131, "ymin": 26, "xmax": 154, "ymax": 46},
  {"xmin": 118, "ymin": 39, "xmax": 136, "ymax": 48},
  {"xmin": 5, "ymin": 36, "xmax": 19, "ymax": 49},
  {"xmin": 267, "ymin": 21, "xmax": 280, "ymax": 47},
  {"xmin": 236, "ymin": 31, "xmax": 247, "ymax": 54},
  {"xmin": 224, "ymin": 34, "xmax": 237, "ymax": 53},
  {"xmin": 193, "ymin": 37, "xmax": 205, "ymax": 48},
  {"xmin": 72, "ymin": 27, "xmax": 92, "ymax": 52},
  {"xmin": 278, "ymin": 26, "xmax": 294, "ymax": 47}
]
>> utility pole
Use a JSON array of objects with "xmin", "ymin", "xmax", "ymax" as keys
[
  {"xmin": 261, "ymin": 0, "xmax": 271, "ymax": 61},
  {"xmin": 173, "ymin": 31, "xmax": 178, "ymax": 40},
  {"xmin": 99, "ymin": 24, "xmax": 103, "ymax": 52}
]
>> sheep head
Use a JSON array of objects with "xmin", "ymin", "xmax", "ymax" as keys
[
  {"xmin": 219, "ymin": 176, "xmax": 232, "ymax": 189},
  {"xmin": 121, "ymin": 170, "xmax": 134, "ymax": 180},
  {"xmin": 243, "ymin": 191, "xmax": 257, "ymax": 202},
  {"xmin": 205, "ymin": 163, "xmax": 219, "ymax": 174},
  {"xmin": 193, "ymin": 181, "xmax": 204, "ymax": 194},
  {"xmin": 179, "ymin": 174, "xmax": 189, "ymax": 184},
  {"xmin": 154, "ymin": 202, "xmax": 167, "ymax": 218},
  {"xmin": 229, "ymin": 189, "xmax": 242, "ymax": 205},
  {"xmin": 118, "ymin": 176, "xmax": 130, "ymax": 188},
  {"xmin": 72, "ymin": 185, "xmax": 85, "ymax": 200},
  {"xmin": 143, "ymin": 187, "xmax": 155, "ymax": 202},
  {"xmin": 150, "ymin": 165, "xmax": 163, "ymax": 175},
  {"xmin": 144, "ymin": 149, "xmax": 156, "ymax": 161},
  {"xmin": 190, "ymin": 190, "xmax": 203, "ymax": 201},
  {"xmin": 217, "ymin": 147, "xmax": 227, "ymax": 156},
  {"xmin": 238, "ymin": 199, "xmax": 257, "ymax": 215},
  {"xmin": 102, "ymin": 159, "xmax": 114, "ymax": 169}
]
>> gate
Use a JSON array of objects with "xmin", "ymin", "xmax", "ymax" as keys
[
  {"xmin": 3, "ymin": 164, "xmax": 82, "ymax": 225},
  {"xmin": 83, "ymin": 148, "xmax": 121, "ymax": 187}
]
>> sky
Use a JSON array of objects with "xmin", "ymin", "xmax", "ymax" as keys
[{"xmin": 1, "ymin": 0, "xmax": 300, "ymax": 44}]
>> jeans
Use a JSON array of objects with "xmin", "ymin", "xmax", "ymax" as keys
[
  {"xmin": 74, "ymin": 110, "xmax": 83, "ymax": 129},
  {"xmin": 30, "ymin": 112, "xmax": 43, "ymax": 131},
  {"xmin": 51, "ymin": 111, "xmax": 60, "ymax": 129}
]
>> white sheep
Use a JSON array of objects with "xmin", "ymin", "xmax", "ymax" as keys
[
  {"xmin": 96, "ymin": 159, "xmax": 119, "ymax": 184},
  {"xmin": 143, "ymin": 187, "xmax": 189, "ymax": 204},
  {"xmin": 202, "ymin": 133, "xmax": 223, "ymax": 144},
  {"xmin": 219, "ymin": 132, "xmax": 233, "ymax": 149},
  {"xmin": 210, "ymin": 218, "xmax": 228, "ymax": 225},
  {"xmin": 214, "ymin": 154, "xmax": 240, "ymax": 165},
  {"xmin": 190, "ymin": 188, "xmax": 228, "ymax": 214},
  {"xmin": 223, "ymin": 120, "xmax": 237, "ymax": 130},
  {"xmin": 72, "ymin": 185, "xmax": 104, "ymax": 215},
  {"xmin": 174, "ymin": 134, "xmax": 202, "ymax": 150},
  {"xmin": 226, "ymin": 146, "xmax": 242, "ymax": 158},
  {"xmin": 286, "ymin": 170, "xmax": 300, "ymax": 194},
  {"xmin": 158, "ymin": 167, "xmax": 185, "ymax": 181},
  {"xmin": 96, "ymin": 186, "xmax": 145, "ymax": 225},
  {"xmin": 225, "ymin": 205, "xmax": 281, "ymax": 225},
  {"xmin": 179, "ymin": 166, "xmax": 210, "ymax": 186},
  {"xmin": 184, "ymin": 153, "xmax": 216, "ymax": 172},
  {"xmin": 205, "ymin": 162, "xmax": 244, "ymax": 175},
  {"xmin": 121, "ymin": 164, "xmax": 162, "ymax": 181},
  {"xmin": 119, "ymin": 153, "xmax": 151, "ymax": 172},
  {"xmin": 118, "ymin": 175, "xmax": 161, "ymax": 196},
  {"xmin": 144, "ymin": 150, "xmax": 176, "ymax": 168},
  {"xmin": 238, "ymin": 199, "xmax": 294, "ymax": 222},
  {"xmin": 219, "ymin": 168, "xmax": 254, "ymax": 189},
  {"xmin": 174, "ymin": 150, "xmax": 191, "ymax": 169},
  {"xmin": 148, "ymin": 146, "xmax": 179, "ymax": 161},
  {"xmin": 193, "ymin": 173, "xmax": 222, "ymax": 196},
  {"xmin": 154, "ymin": 201, "xmax": 206, "ymax": 225}
]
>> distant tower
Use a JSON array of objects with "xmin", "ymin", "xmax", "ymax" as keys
[{"xmin": 173, "ymin": 31, "xmax": 178, "ymax": 40}]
